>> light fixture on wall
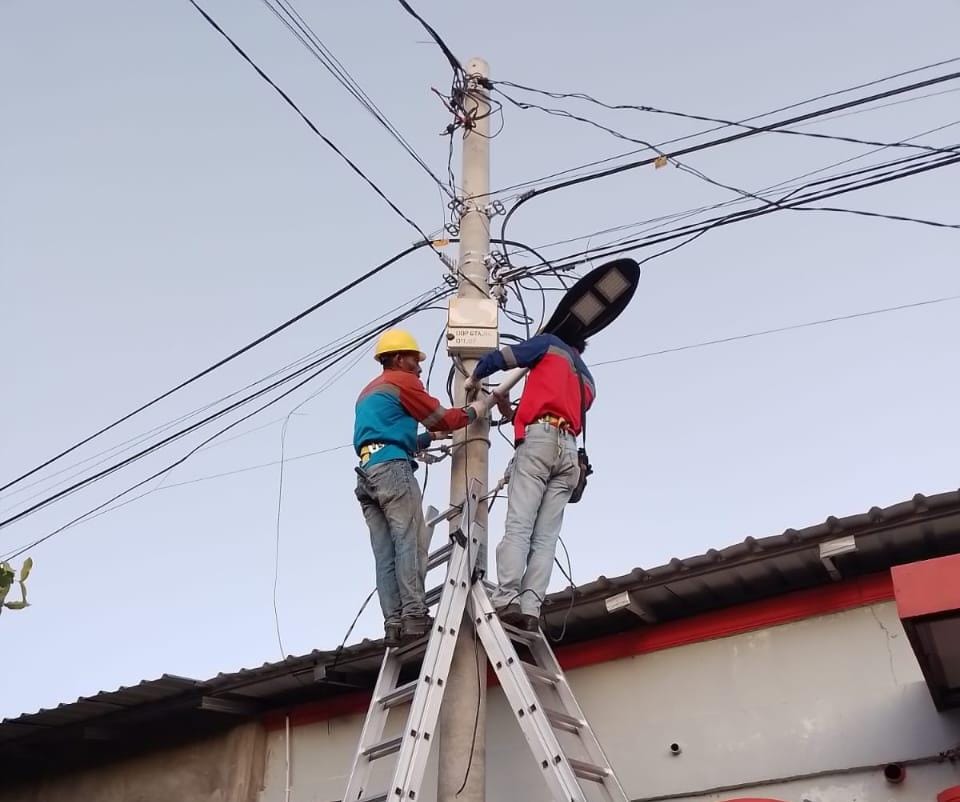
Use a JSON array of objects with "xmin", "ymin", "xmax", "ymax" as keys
[
  {"xmin": 604, "ymin": 590, "xmax": 657, "ymax": 623},
  {"xmin": 818, "ymin": 535, "xmax": 856, "ymax": 581}
]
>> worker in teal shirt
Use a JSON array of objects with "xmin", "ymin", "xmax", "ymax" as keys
[{"xmin": 354, "ymin": 329, "xmax": 486, "ymax": 646}]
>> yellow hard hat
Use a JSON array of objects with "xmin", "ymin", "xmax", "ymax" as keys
[{"xmin": 373, "ymin": 329, "xmax": 426, "ymax": 362}]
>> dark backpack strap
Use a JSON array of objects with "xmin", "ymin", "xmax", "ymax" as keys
[
  {"xmin": 575, "ymin": 362, "xmax": 587, "ymax": 446},
  {"xmin": 569, "ymin": 359, "xmax": 592, "ymax": 505}
]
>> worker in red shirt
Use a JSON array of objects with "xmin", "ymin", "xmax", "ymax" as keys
[
  {"xmin": 355, "ymin": 329, "xmax": 487, "ymax": 646},
  {"xmin": 466, "ymin": 333, "xmax": 595, "ymax": 631}
]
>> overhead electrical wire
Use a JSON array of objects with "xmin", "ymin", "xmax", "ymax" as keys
[
  {"xmin": 480, "ymin": 82, "xmax": 958, "ymax": 206},
  {"xmin": 543, "ymin": 159, "xmax": 960, "ymax": 273},
  {"xmin": 589, "ymin": 292, "xmax": 960, "ymax": 369},
  {"xmin": 484, "ymin": 55, "xmax": 960, "ymax": 200},
  {"xmin": 145, "ymin": 443, "xmax": 354, "ymax": 494},
  {"xmin": 186, "ymin": 0, "xmax": 436, "ymax": 245},
  {"xmin": 506, "ymin": 131, "xmax": 960, "ymax": 277},
  {"xmin": 1, "ymin": 345, "xmax": 364, "ymax": 561},
  {"xmin": 258, "ymin": 0, "xmax": 452, "ymax": 196},
  {"xmin": 2, "ymin": 226, "xmax": 538, "ymax": 518},
  {"xmin": 0, "ymin": 0, "xmax": 493, "ymax": 509},
  {"xmin": 494, "ymin": 82, "xmax": 960, "ymax": 159},
  {"xmin": 510, "ymin": 119, "xmax": 960, "ymax": 260},
  {"xmin": 0, "ymin": 290, "xmax": 449, "ymax": 558},
  {"xmin": 510, "ymin": 150, "xmax": 958, "ymax": 279},
  {"xmin": 492, "ymin": 84, "xmax": 960, "ymax": 224},
  {"xmin": 0, "ymin": 284, "xmax": 448, "ymax": 515},
  {"xmin": 44, "ymin": 286, "xmax": 960, "ymax": 516},
  {"xmin": 498, "ymin": 69, "xmax": 960, "ymax": 247},
  {"xmin": 541, "ymin": 150, "xmax": 960, "ymax": 271},
  {"xmin": 0, "ymin": 285, "xmax": 453, "ymax": 556},
  {"xmin": 0, "ymin": 286, "xmax": 452, "ymax": 533},
  {"xmin": 0, "ymin": 239, "xmax": 434, "ymax": 496},
  {"xmin": 392, "ymin": 0, "xmax": 463, "ymax": 78}
]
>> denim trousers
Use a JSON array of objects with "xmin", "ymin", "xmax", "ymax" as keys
[
  {"xmin": 492, "ymin": 423, "xmax": 580, "ymax": 617},
  {"xmin": 355, "ymin": 459, "xmax": 430, "ymax": 624}
]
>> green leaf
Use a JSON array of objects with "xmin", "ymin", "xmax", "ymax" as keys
[
  {"xmin": 0, "ymin": 563, "xmax": 14, "ymax": 608},
  {"xmin": 3, "ymin": 601, "xmax": 29, "ymax": 611},
  {"xmin": 19, "ymin": 558, "xmax": 33, "ymax": 582}
]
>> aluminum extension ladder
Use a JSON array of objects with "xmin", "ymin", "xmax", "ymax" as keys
[{"xmin": 341, "ymin": 480, "xmax": 628, "ymax": 802}]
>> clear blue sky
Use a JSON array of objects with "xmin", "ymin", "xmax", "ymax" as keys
[{"xmin": 2, "ymin": 0, "xmax": 959, "ymax": 719}]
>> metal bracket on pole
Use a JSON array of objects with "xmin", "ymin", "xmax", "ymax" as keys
[{"xmin": 483, "ymin": 200, "xmax": 506, "ymax": 218}]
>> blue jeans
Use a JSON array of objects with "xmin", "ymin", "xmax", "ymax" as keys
[
  {"xmin": 492, "ymin": 423, "xmax": 580, "ymax": 617},
  {"xmin": 355, "ymin": 459, "xmax": 431, "ymax": 624}
]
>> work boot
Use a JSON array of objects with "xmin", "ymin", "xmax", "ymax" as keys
[
  {"xmin": 401, "ymin": 614, "xmax": 434, "ymax": 642},
  {"xmin": 519, "ymin": 613, "xmax": 540, "ymax": 632},
  {"xmin": 384, "ymin": 621, "xmax": 402, "ymax": 648},
  {"xmin": 496, "ymin": 603, "xmax": 526, "ymax": 629}
]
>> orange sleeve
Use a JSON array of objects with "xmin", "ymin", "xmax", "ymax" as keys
[{"xmin": 394, "ymin": 373, "xmax": 472, "ymax": 431}]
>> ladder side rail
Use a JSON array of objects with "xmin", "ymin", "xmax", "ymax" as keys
[
  {"xmin": 528, "ymin": 637, "xmax": 630, "ymax": 802},
  {"xmin": 470, "ymin": 583, "xmax": 587, "ymax": 802},
  {"xmin": 391, "ymin": 479, "xmax": 486, "ymax": 798},
  {"xmin": 388, "ymin": 527, "xmax": 477, "ymax": 798},
  {"xmin": 342, "ymin": 650, "xmax": 403, "ymax": 801}
]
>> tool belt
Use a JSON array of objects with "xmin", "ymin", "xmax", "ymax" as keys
[
  {"xmin": 535, "ymin": 414, "xmax": 574, "ymax": 434},
  {"xmin": 359, "ymin": 442, "xmax": 386, "ymax": 466}
]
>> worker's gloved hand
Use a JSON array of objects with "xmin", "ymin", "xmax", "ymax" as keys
[
  {"xmin": 464, "ymin": 376, "xmax": 479, "ymax": 394},
  {"xmin": 493, "ymin": 391, "xmax": 514, "ymax": 423},
  {"xmin": 466, "ymin": 398, "xmax": 489, "ymax": 421},
  {"xmin": 417, "ymin": 431, "xmax": 453, "ymax": 451}
]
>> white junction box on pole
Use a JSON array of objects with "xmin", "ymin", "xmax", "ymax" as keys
[{"xmin": 446, "ymin": 296, "xmax": 499, "ymax": 357}]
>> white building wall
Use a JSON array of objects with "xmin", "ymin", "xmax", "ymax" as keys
[{"xmin": 260, "ymin": 601, "xmax": 960, "ymax": 802}]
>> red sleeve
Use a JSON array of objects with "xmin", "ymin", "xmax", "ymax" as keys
[{"xmin": 395, "ymin": 373, "xmax": 471, "ymax": 431}]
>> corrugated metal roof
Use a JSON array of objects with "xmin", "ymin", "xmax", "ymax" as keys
[
  {"xmin": 540, "ymin": 489, "xmax": 960, "ymax": 639},
  {"xmin": 3, "ymin": 487, "xmax": 960, "ymax": 771},
  {"xmin": 0, "ymin": 674, "xmax": 200, "ymax": 742}
]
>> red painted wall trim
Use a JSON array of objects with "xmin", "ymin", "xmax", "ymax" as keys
[
  {"xmin": 263, "ymin": 690, "xmax": 371, "ymax": 731},
  {"xmin": 554, "ymin": 571, "xmax": 893, "ymax": 673},
  {"xmin": 264, "ymin": 571, "xmax": 893, "ymax": 732}
]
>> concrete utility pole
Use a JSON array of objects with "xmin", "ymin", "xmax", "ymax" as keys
[{"xmin": 438, "ymin": 57, "xmax": 491, "ymax": 802}]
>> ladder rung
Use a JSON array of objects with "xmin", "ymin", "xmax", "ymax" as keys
[
  {"xmin": 363, "ymin": 735, "xmax": 402, "ymax": 761},
  {"xmin": 426, "ymin": 505, "xmax": 461, "ymax": 528},
  {"xmin": 426, "ymin": 542, "xmax": 453, "ymax": 570},
  {"xmin": 378, "ymin": 679, "xmax": 418, "ymax": 710},
  {"xmin": 568, "ymin": 757, "xmax": 610, "ymax": 783},
  {"xmin": 501, "ymin": 622, "xmax": 537, "ymax": 644},
  {"xmin": 520, "ymin": 660, "xmax": 558, "ymax": 686},
  {"xmin": 393, "ymin": 635, "xmax": 430, "ymax": 664},
  {"xmin": 356, "ymin": 794, "xmax": 388, "ymax": 802},
  {"xmin": 544, "ymin": 707, "xmax": 583, "ymax": 734},
  {"xmin": 424, "ymin": 584, "xmax": 443, "ymax": 607}
]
